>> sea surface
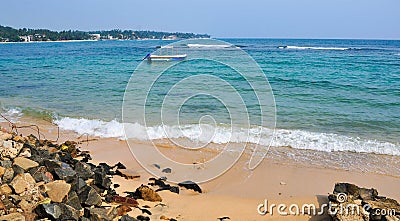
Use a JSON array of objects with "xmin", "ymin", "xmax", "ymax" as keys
[{"xmin": 0, "ymin": 39, "xmax": 399, "ymax": 171}]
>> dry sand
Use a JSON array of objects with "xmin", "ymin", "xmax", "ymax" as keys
[{"xmin": 1, "ymin": 119, "xmax": 399, "ymax": 221}]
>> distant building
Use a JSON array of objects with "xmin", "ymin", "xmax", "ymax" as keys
[
  {"xmin": 90, "ymin": 34, "xmax": 101, "ymax": 40},
  {"xmin": 19, "ymin": 36, "xmax": 31, "ymax": 42}
]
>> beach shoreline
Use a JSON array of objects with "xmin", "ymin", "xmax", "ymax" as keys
[{"xmin": 2, "ymin": 116, "xmax": 399, "ymax": 220}]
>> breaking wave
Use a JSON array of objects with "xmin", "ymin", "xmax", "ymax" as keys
[{"xmin": 53, "ymin": 117, "xmax": 400, "ymax": 156}]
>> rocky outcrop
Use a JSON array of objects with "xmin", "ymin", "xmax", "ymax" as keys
[{"xmin": 329, "ymin": 183, "xmax": 400, "ymax": 221}]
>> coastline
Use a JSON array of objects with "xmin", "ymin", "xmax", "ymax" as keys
[{"xmin": 2, "ymin": 116, "xmax": 399, "ymax": 220}]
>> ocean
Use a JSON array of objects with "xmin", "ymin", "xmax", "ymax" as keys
[{"xmin": 1, "ymin": 39, "xmax": 399, "ymax": 170}]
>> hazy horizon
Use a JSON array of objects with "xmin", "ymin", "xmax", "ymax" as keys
[{"xmin": 1, "ymin": 0, "xmax": 399, "ymax": 40}]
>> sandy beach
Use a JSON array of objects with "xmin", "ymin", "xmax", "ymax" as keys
[{"xmin": 2, "ymin": 117, "xmax": 399, "ymax": 221}]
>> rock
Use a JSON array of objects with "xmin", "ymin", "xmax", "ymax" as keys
[
  {"xmin": 22, "ymin": 212, "xmax": 37, "ymax": 221},
  {"xmin": 65, "ymin": 191, "xmax": 82, "ymax": 210},
  {"xmin": 0, "ymin": 131, "xmax": 13, "ymax": 140},
  {"xmin": 19, "ymin": 199, "xmax": 35, "ymax": 213},
  {"xmin": 135, "ymin": 185, "xmax": 162, "ymax": 202},
  {"xmin": 153, "ymin": 163, "xmax": 161, "ymax": 169},
  {"xmin": 0, "ymin": 166, "xmax": 5, "ymax": 177},
  {"xmin": 0, "ymin": 184, "xmax": 13, "ymax": 195},
  {"xmin": 0, "ymin": 140, "xmax": 21, "ymax": 159},
  {"xmin": 10, "ymin": 173, "xmax": 36, "ymax": 194},
  {"xmin": 162, "ymin": 168, "xmax": 172, "ymax": 173},
  {"xmin": 1, "ymin": 160, "xmax": 12, "ymax": 168},
  {"xmin": 58, "ymin": 203, "xmax": 80, "ymax": 221},
  {"xmin": 0, "ymin": 212, "xmax": 26, "ymax": 221},
  {"xmin": 45, "ymin": 180, "xmax": 71, "ymax": 203},
  {"xmin": 364, "ymin": 197, "xmax": 400, "ymax": 212},
  {"xmin": 12, "ymin": 164, "xmax": 25, "ymax": 175},
  {"xmin": 13, "ymin": 157, "xmax": 39, "ymax": 171},
  {"xmin": 333, "ymin": 183, "xmax": 361, "ymax": 199},
  {"xmin": 74, "ymin": 161, "xmax": 94, "ymax": 179},
  {"xmin": 18, "ymin": 148, "xmax": 31, "ymax": 158},
  {"xmin": 113, "ymin": 162, "xmax": 126, "ymax": 169},
  {"xmin": 53, "ymin": 162, "xmax": 76, "ymax": 182},
  {"xmin": 3, "ymin": 167, "xmax": 14, "ymax": 183},
  {"xmin": 280, "ymin": 181, "xmax": 287, "ymax": 185},
  {"xmin": 112, "ymin": 195, "xmax": 139, "ymax": 207},
  {"xmin": 94, "ymin": 170, "xmax": 112, "ymax": 189},
  {"xmin": 35, "ymin": 203, "xmax": 62, "ymax": 220},
  {"xmin": 29, "ymin": 166, "xmax": 53, "ymax": 183},
  {"xmin": 79, "ymin": 185, "xmax": 102, "ymax": 206},
  {"xmin": 84, "ymin": 207, "xmax": 118, "ymax": 221},
  {"xmin": 117, "ymin": 205, "xmax": 132, "ymax": 216},
  {"xmin": 178, "ymin": 180, "xmax": 202, "ymax": 193},
  {"xmin": 116, "ymin": 169, "xmax": 141, "ymax": 180},
  {"xmin": 137, "ymin": 215, "xmax": 150, "ymax": 221},
  {"xmin": 120, "ymin": 214, "xmax": 139, "ymax": 221},
  {"xmin": 359, "ymin": 187, "xmax": 378, "ymax": 201}
]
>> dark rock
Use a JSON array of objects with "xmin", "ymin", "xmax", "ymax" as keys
[
  {"xmin": 94, "ymin": 170, "xmax": 111, "ymax": 189},
  {"xmin": 114, "ymin": 184, "xmax": 120, "ymax": 188},
  {"xmin": 35, "ymin": 203, "xmax": 62, "ymax": 220},
  {"xmin": 29, "ymin": 166, "xmax": 53, "ymax": 183},
  {"xmin": 54, "ymin": 162, "xmax": 76, "ymax": 182},
  {"xmin": 333, "ymin": 183, "xmax": 360, "ymax": 198},
  {"xmin": 169, "ymin": 186, "xmax": 180, "ymax": 194},
  {"xmin": 162, "ymin": 168, "xmax": 172, "ymax": 173},
  {"xmin": 120, "ymin": 214, "xmax": 139, "ymax": 221},
  {"xmin": 0, "ymin": 160, "xmax": 12, "ymax": 168},
  {"xmin": 74, "ymin": 161, "xmax": 94, "ymax": 179},
  {"xmin": 137, "ymin": 207, "xmax": 152, "ymax": 215},
  {"xmin": 359, "ymin": 188, "xmax": 378, "ymax": 201},
  {"xmin": 65, "ymin": 190, "xmax": 82, "ymax": 210},
  {"xmin": 58, "ymin": 203, "xmax": 80, "ymax": 221},
  {"xmin": 178, "ymin": 180, "xmax": 202, "ymax": 193},
  {"xmin": 12, "ymin": 164, "xmax": 25, "ymax": 175},
  {"xmin": 71, "ymin": 177, "xmax": 87, "ymax": 193},
  {"xmin": 113, "ymin": 162, "xmax": 126, "ymax": 169},
  {"xmin": 137, "ymin": 215, "xmax": 150, "ymax": 221},
  {"xmin": 153, "ymin": 164, "xmax": 160, "ymax": 169},
  {"xmin": 43, "ymin": 159, "xmax": 62, "ymax": 173},
  {"xmin": 79, "ymin": 185, "xmax": 102, "ymax": 206}
]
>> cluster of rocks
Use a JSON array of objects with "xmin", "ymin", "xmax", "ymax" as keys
[
  {"xmin": 329, "ymin": 183, "xmax": 400, "ymax": 221},
  {"xmin": 0, "ymin": 129, "xmax": 199, "ymax": 221}
]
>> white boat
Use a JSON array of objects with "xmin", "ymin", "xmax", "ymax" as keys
[{"xmin": 143, "ymin": 45, "xmax": 187, "ymax": 61}]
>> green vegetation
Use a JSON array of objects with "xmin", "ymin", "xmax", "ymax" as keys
[{"xmin": 0, "ymin": 25, "xmax": 210, "ymax": 42}]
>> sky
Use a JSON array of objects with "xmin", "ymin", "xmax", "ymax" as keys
[{"xmin": 1, "ymin": 0, "xmax": 399, "ymax": 39}]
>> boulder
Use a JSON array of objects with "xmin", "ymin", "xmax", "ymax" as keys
[
  {"xmin": 53, "ymin": 162, "xmax": 76, "ymax": 182},
  {"xmin": 10, "ymin": 173, "xmax": 36, "ymax": 194},
  {"xmin": 45, "ymin": 180, "xmax": 71, "ymax": 203},
  {"xmin": 65, "ymin": 190, "xmax": 82, "ymax": 210},
  {"xmin": 0, "ymin": 140, "xmax": 20, "ymax": 159},
  {"xmin": 58, "ymin": 203, "xmax": 80, "ymax": 221},
  {"xmin": 13, "ymin": 157, "xmax": 39, "ymax": 171},
  {"xmin": 135, "ymin": 185, "xmax": 162, "ymax": 202}
]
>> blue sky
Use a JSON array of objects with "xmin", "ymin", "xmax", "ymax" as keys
[{"xmin": 1, "ymin": 0, "xmax": 399, "ymax": 39}]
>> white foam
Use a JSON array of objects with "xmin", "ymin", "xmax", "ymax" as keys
[
  {"xmin": 186, "ymin": 44, "xmax": 233, "ymax": 48},
  {"xmin": 0, "ymin": 108, "xmax": 23, "ymax": 123},
  {"xmin": 280, "ymin": 46, "xmax": 350, "ymax": 50},
  {"xmin": 53, "ymin": 117, "xmax": 400, "ymax": 156}
]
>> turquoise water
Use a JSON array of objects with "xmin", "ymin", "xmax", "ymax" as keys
[{"xmin": 0, "ymin": 39, "xmax": 399, "ymax": 155}]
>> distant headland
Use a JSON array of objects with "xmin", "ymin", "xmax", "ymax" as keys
[{"xmin": 0, "ymin": 25, "xmax": 210, "ymax": 42}]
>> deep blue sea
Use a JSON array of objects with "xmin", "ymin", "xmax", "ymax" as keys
[{"xmin": 0, "ymin": 39, "xmax": 399, "ymax": 157}]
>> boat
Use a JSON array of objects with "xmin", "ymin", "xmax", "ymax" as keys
[{"xmin": 143, "ymin": 45, "xmax": 187, "ymax": 62}]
